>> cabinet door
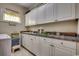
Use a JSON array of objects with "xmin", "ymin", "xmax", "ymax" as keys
[
  {"xmin": 22, "ymin": 34, "xmax": 26, "ymax": 46},
  {"xmin": 25, "ymin": 35, "xmax": 32, "ymax": 50},
  {"xmin": 22, "ymin": 34, "xmax": 32, "ymax": 51},
  {"xmin": 36, "ymin": 5, "xmax": 46, "ymax": 24},
  {"xmin": 49, "ymin": 44, "xmax": 55, "ymax": 56},
  {"xmin": 0, "ymin": 8, "xmax": 4, "ymax": 21},
  {"xmin": 25, "ymin": 10, "xmax": 37, "ymax": 26},
  {"xmin": 28, "ymin": 35, "xmax": 36, "ymax": 52},
  {"xmin": 22, "ymin": 34, "xmax": 30, "ymax": 49},
  {"xmin": 56, "ymin": 3, "xmax": 75, "ymax": 21},
  {"xmin": 44, "ymin": 3, "xmax": 56, "ymax": 23},
  {"xmin": 40, "ymin": 37, "xmax": 51, "ymax": 56},
  {"xmin": 75, "ymin": 4, "xmax": 79, "ymax": 19},
  {"xmin": 36, "ymin": 4, "xmax": 56, "ymax": 24},
  {"xmin": 32, "ymin": 36, "xmax": 41, "ymax": 55},
  {"xmin": 25, "ymin": 13, "xmax": 30, "ymax": 26},
  {"xmin": 77, "ymin": 42, "xmax": 79, "ymax": 55},
  {"xmin": 29, "ymin": 10, "xmax": 37, "ymax": 25}
]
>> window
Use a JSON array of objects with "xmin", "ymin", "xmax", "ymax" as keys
[{"xmin": 3, "ymin": 9, "xmax": 21, "ymax": 23}]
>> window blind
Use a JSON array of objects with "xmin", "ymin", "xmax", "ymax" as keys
[{"xmin": 4, "ymin": 8, "xmax": 21, "ymax": 23}]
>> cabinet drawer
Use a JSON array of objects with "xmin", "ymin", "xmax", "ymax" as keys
[{"xmin": 51, "ymin": 39, "xmax": 76, "ymax": 49}]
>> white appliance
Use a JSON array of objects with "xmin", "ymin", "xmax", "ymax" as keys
[{"xmin": 0, "ymin": 34, "xmax": 11, "ymax": 56}]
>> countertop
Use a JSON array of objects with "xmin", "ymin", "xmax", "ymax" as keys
[
  {"xmin": 21, "ymin": 32, "xmax": 78, "ymax": 42},
  {"xmin": 0, "ymin": 34, "xmax": 11, "ymax": 40}
]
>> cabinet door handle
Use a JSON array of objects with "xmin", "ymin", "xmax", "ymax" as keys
[{"xmin": 50, "ymin": 45, "xmax": 54, "ymax": 47}]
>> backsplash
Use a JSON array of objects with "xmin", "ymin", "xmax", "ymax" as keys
[{"xmin": 27, "ymin": 20, "xmax": 77, "ymax": 33}]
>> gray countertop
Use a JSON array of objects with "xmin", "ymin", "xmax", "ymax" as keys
[{"xmin": 21, "ymin": 32, "xmax": 78, "ymax": 42}]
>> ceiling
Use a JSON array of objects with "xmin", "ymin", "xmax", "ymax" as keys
[{"xmin": 17, "ymin": 3, "xmax": 43, "ymax": 10}]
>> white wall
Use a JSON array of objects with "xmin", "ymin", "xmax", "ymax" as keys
[
  {"xmin": 0, "ymin": 3, "xmax": 27, "ymax": 35},
  {"xmin": 29, "ymin": 20, "xmax": 77, "ymax": 33},
  {"xmin": 77, "ymin": 20, "xmax": 79, "ymax": 34}
]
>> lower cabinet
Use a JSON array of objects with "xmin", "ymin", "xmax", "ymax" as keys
[
  {"xmin": 54, "ymin": 47, "xmax": 76, "ymax": 56},
  {"xmin": 40, "ymin": 37, "xmax": 51, "ymax": 56},
  {"xmin": 77, "ymin": 42, "xmax": 79, "ymax": 55},
  {"xmin": 32, "ymin": 36, "xmax": 41, "ymax": 56},
  {"xmin": 50, "ymin": 39, "xmax": 76, "ymax": 56},
  {"xmin": 22, "ymin": 34, "xmax": 34, "ymax": 52},
  {"xmin": 49, "ymin": 44, "xmax": 55, "ymax": 56},
  {"xmin": 49, "ymin": 44, "xmax": 76, "ymax": 56},
  {"xmin": 22, "ymin": 34, "xmax": 30, "ymax": 49},
  {"xmin": 22, "ymin": 34, "xmax": 76, "ymax": 56}
]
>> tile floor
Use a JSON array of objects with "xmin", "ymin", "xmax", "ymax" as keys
[{"xmin": 11, "ymin": 47, "xmax": 33, "ymax": 56}]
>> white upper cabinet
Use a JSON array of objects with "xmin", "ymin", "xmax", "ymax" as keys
[
  {"xmin": 25, "ymin": 10, "xmax": 37, "ymax": 26},
  {"xmin": 36, "ymin": 5, "xmax": 46, "ymax": 24},
  {"xmin": 25, "ymin": 3, "xmax": 56, "ymax": 26},
  {"xmin": 75, "ymin": 4, "xmax": 79, "ymax": 18},
  {"xmin": 44, "ymin": 3, "xmax": 56, "ymax": 23},
  {"xmin": 25, "ymin": 3, "xmax": 76, "ymax": 26},
  {"xmin": 25, "ymin": 14, "xmax": 30, "ymax": 26},
  {"xmin": 36, "ymin": 3, "xmax": 56, "ymax": 24},
  {"xmin": 0, "ymin": 8, "xmax": 5, "ymax": 21},
  {"xmin": 56, "ymin": 3, "xmax": 75, "ymax": 21},
  {"xmin": 29, "ymin": 9, "xmax": 37, "ymax": 25},
  {"xmin": 25, "ymin": 7, "xmax": 38, "ymax": 26}
]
